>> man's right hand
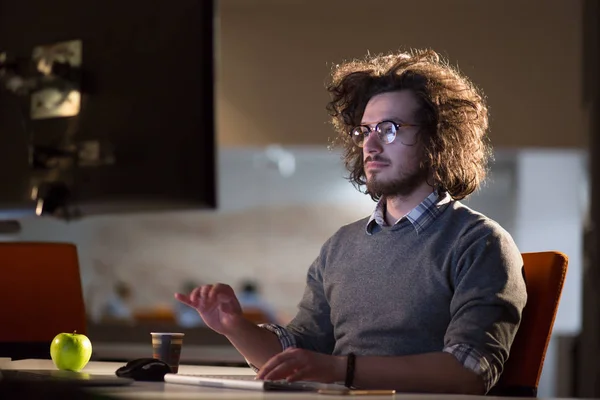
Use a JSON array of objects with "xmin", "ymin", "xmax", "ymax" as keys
[
  {"xmin": 176, "ymin": 282, "xmax": 285, "ymax": 369},
  {"xmin": 175, "ymin": 283, "xmax": 244, "ymax": 335}
]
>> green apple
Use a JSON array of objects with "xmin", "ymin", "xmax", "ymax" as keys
[{"xmin": 50, "ymin": 331, "xmax": 93, "ymax": 372}]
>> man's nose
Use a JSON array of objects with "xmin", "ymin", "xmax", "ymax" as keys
[{"xmin": 363, "ymin": 131, "xmax": 383, "ymax": 154}]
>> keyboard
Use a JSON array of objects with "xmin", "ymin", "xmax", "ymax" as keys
[
  {"xmin": 195, "ymin": 374, "xmax": 321, "ymax": 390},
  {"xmin": 164, "ymin": 373, "xmax": 347, "ymax": 392}
]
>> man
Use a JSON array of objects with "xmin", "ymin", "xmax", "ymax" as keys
[{"xmin": 175, "ymin": 49, "xmax": 527, "ymax": 395}]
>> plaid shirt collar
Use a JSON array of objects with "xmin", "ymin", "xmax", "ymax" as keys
[{"xmin": 366, "ymin": 190, "xmax": 451, "ymax": 235}]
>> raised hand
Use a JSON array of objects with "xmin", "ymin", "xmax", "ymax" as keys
[
  {"xmin": 257, "ymin": 348, "xmax": 346, "ymax": 383},
  {"xmin": 174, "ymin": 283, "xmax": 244, "ymax": 335}
]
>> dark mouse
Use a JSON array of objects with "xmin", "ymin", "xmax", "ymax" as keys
[{"xmin": 115, "ymin": 358, "xmax": 172, "ymax": 381}]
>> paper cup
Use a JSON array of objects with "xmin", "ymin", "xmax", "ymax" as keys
[{"xmin": 151, "ymin": 332, "xmax": 184, "ymax": 373}]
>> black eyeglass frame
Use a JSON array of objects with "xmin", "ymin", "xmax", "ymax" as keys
[{"xmin": 349, "ymin": 120, "xmax": 420, "ymax": 147}]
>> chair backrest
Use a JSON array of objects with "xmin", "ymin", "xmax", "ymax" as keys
[
  {"xmin": 490, "ymin": 251, "xmax": 568, "ymax": 397},
  {"xmin": 0, "ymin": 242, "xmax": 86, "ymax": 345}
]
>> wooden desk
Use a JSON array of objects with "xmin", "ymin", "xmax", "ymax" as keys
[{"xmin": 0, "ymin": 359, "xmax": 575, "ymax": 400}]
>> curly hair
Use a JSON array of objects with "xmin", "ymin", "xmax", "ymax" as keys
[{"xmin": 326, "ymin": 48, "xmax": 492, "ymax": 200}]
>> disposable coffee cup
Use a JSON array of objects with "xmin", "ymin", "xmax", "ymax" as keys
[{"xmin": 151, "ymin": 332, "xmax": 184, "ymax": 373}]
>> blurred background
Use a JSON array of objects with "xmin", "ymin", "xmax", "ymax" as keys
[{"xmin": 0, "ymin": 0, "xmax": 598, "ymax": 398}]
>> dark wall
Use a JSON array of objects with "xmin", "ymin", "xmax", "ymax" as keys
[
  {"xmin": 217, "ymin": 0, "xmax": 587, "ymax": 148},
  {"xmin": 0, "ymin": 0, "xmax": 216, "ymax": 216},
  {"xmin": 578, "ymin": 0, "xmax": 600, "ymax": 397}
]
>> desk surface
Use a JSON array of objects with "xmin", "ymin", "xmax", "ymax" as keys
[{"xmin": 0, "ymin": 359, "xmax": 579, "ymax": 400}]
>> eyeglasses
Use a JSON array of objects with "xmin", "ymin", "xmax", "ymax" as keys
[{"xmin": 350, "ymin": 120, "xmax": 419, "ymax": 148}]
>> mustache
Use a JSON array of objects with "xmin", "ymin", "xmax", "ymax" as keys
[{"xmin": 364, "ymin": 155, "xmax": 390, "ymax": 164}]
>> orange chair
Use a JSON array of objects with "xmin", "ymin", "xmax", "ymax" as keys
[
  {"xmin": 0, "ymin": 242, "xmax": 86, "ymax": 359},
  {"xmin": 489, "ymin": 251, "xmax": 568, "ymax": 397}
]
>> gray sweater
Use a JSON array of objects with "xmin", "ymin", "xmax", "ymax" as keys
[{"xmin": 285, "ymin": 199, "xmax": 527, "ymax": 385}]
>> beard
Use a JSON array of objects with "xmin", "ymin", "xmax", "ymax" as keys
[{"xmin": 366, "ymin": 164, "xmax": 430, "ymax": 198}]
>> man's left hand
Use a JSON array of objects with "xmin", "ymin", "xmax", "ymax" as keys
[{"xmin": 257, "ymin": 348, "xmax": 346, "ymax": 383}]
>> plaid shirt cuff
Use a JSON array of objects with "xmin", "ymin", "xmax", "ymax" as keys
[
  {"xmin": 246, "ymin": 323, "xmax": 297, "ymax": 372},
  {"xmin": 443, "ymin": 343, "xmax": 498, "ymax": 393}
]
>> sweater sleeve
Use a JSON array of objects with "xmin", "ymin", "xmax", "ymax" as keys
[
  {"xmin": 284, "ymin": 241, "xmax": 336, "ymax": 354},
  {"xmin": 445, "ymin": 222, "xmax": 527, "ymax": 393}
]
